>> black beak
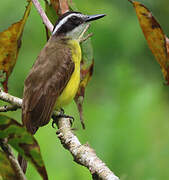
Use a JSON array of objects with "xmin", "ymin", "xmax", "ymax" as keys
[{"xmin": 85, "ymin": 14, "xmax": 106, "ymax": 22}]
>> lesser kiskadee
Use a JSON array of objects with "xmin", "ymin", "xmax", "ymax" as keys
[{"xmin": 22, "ymin": 11, "xmax": 105, "ymax": 134}]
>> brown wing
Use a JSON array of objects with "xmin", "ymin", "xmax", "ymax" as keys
[{"xmin": 22, "ymin": 36, "xmax": 74, "ymax": 134}]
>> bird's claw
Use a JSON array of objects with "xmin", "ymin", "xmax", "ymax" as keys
[
  {"xmin": 52, "ymin": 117, "xmax": 58, "ymax": 128},
  {"xmin": 52, "ymin": 112, "xmax": 74, "ymax": 128}
]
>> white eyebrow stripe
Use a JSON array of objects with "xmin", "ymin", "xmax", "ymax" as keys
[{"xmin": 52, "ymin": 13, "xmax": 82, "ymax": 35}]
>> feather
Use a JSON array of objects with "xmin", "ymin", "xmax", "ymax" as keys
[{"xmin": 22, "ymin": 35, "xmax": 74, "ymax": 134}]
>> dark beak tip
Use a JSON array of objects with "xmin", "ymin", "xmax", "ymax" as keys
[
  {"xmin": 86, "ymin": 14, "xmax": 106, "ymax": 22},
  {"xmin": 95, "ymin": 14, "xmax": 106, "ymax": 19},
  {"xmin": 98, "ymin": 14, "xmax": 106, "ymax": 19}
]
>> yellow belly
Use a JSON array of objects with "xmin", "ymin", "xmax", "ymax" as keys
[{"xmin": 55, "ymin": 39, "xmax": 81, "ymax": 108}]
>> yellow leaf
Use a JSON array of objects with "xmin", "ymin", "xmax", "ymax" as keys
[
  {"xmin": 0, "ymin": 1, "xmax": 32, "ymax": 92},
  {"xmin": 129, "ymin": 0, "xmax": 169, "ymax": 84}
]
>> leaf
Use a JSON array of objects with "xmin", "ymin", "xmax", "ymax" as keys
[
  {"xmin": 50, "ymin": 0, "xmax": 69, "ymax": 15},
  {"xmin": 49, "ymin": 0, "xmax": 59, "ymax": 15},
  {"xmin": 0, "ymin": 114, "xmax": 48, "ymax": 180},
  {"xmin": 0, "ymin": 1, "xmax": 32, "ymax": 92},
  {"xmin": 74, "ymin": 38, "xmax": 94, "ymax": 129},
  {"xmin": 74, "ymin": 59, "xmax": 94, "ymax": 129},
  {"xmin": 129, "ymin": 0, "xmax": 169, "ymax": 84},
  {"xmin": 0, "ymin": 150, "xmax": 17, "ymax": 180}
]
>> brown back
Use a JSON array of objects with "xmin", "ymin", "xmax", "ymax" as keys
[{"xmin": 22, "ymin": 36, "xmax": 74, "ymax": 134}]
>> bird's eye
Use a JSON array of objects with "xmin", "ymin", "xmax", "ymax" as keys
[
  {"xmin": 72, "ymin": 16, "xmax": 78, "ymax": 20},
  {"xmin": 70, "ymin": 16, "xmax": 82, "ymax": 25}
]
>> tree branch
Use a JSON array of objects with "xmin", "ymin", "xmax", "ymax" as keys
[
  {"xmin": 32, "ymin": 0, "xmax": 54, "ymax": 32},
  {"xmin": 0, "ymin": 89, "xmax": 120, "ymax": 180},
  {"xmin": 53, "ymin": 115, "xmax": 120, "ymax": 180},
  {"xmin": 0, "ymin": 104, "xmax": 19, "ymax": 112},
  {"xmin": 0, "ymin": 139, "xmax": 26, "ymax": 180},
  {"xmin": 0, "ymin": 88, "xmax": 22, "ymax": 108}
]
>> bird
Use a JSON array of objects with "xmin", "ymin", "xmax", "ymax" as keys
[
  {"xmin": 22, "ymin": 11, "xmax": 105, "ymax": 135},
  {"xmin": 19, "ymin": 11, "xmax": 105, "ymax": 174}
]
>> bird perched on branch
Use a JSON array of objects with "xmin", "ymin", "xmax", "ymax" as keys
[
  {"xmin": 19, "ymin": 11, "xmax": 105, "ymax": 173},
  {"xmin": 22, "ymin": 11, "xmax": 105, "ymax": 134}
]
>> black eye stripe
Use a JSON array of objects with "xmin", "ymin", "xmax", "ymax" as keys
[
  {"xmin": 54, "ymin": 12, "xmax": 81, "ymax": 28},
  {"xmin": 71, "ymin": 16, "xmax": 81, "ymax": 22},
  {"xmin": 70, "ymin": 16, "xmax": 81, "ymax": 23},
  {"xmin": 62, "ymin": 16, "xmax": 83, "ymax": 28},
  {"xmin": 71, "ymin": 16, "xmax": 77, "ymax": 20},
  {"xmin": 53, "ymin": 12, "xmax": 85, "ymax": 35}
]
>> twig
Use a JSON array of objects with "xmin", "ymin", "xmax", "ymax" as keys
[
  {"xmin": 32, "ymin": 0, "xmax": 54, "ymax": 32},
  {"xmin": 0, "ymin": 89, "xmax": 120, "ymax": 179},
  {"xmin": 0, "ymin": 88, "xmax": 22, "ymax": 107},
  {"xmin": 0, "ymin": 139, "xmax": 26, "ymax": 180},
  {"xmin": 78, "ymin": 24, "xmax": 93, "ymax": 43},
  {"xmin": 78, "ymin": 24, "xmax": 90, "ymax": 42},
  {"xmin": 53, "ymin": 115, "xmax": 120, "ymax": 180},
  {"xmin": 80, "ymin": 33, "xmax": 93, "ymax": 43},
  {"xmin": 0, "ymin": 104, "xmax": 19, "ymax": 112}
]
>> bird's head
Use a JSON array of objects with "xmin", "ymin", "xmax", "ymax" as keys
[{"xmin": 52, "ymin": 11, "xmax": 105, "ymax": 39}]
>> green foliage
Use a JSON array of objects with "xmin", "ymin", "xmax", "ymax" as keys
[
  {"xmin": 0, "ymin": 150, "xmax": 17, "ymax": 180},
  {"xmin": 0, "ymin": 1, "xmax": 32, "ymax": 92},
  {"xmin": 81, "ymin": 39, "xmax": 93, "ymax": 68},
  {"xmin": 0, "ymin": 0, "xmax": 169, "ymax": 180},
  {"xmin": 0, "ymin": 114, "xmax": 48, "ymax": 180},
  {"xmin": 0, "ymin": 70, "xmax": 6, "ymax": 83}
]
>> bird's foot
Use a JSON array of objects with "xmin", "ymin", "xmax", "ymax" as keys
[{"xmin": 52, "ymin": 110, "xmax": 74, "ymax": 128}]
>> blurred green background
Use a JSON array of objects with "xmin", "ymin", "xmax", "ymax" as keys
[{"xmin": 1, "ymin": 0, "xmax": 169, "ymax": 179}]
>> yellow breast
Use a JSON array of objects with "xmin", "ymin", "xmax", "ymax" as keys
[{"xmin": 55, "ymin": 39, "xmax": 81, "ymax": 108}]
